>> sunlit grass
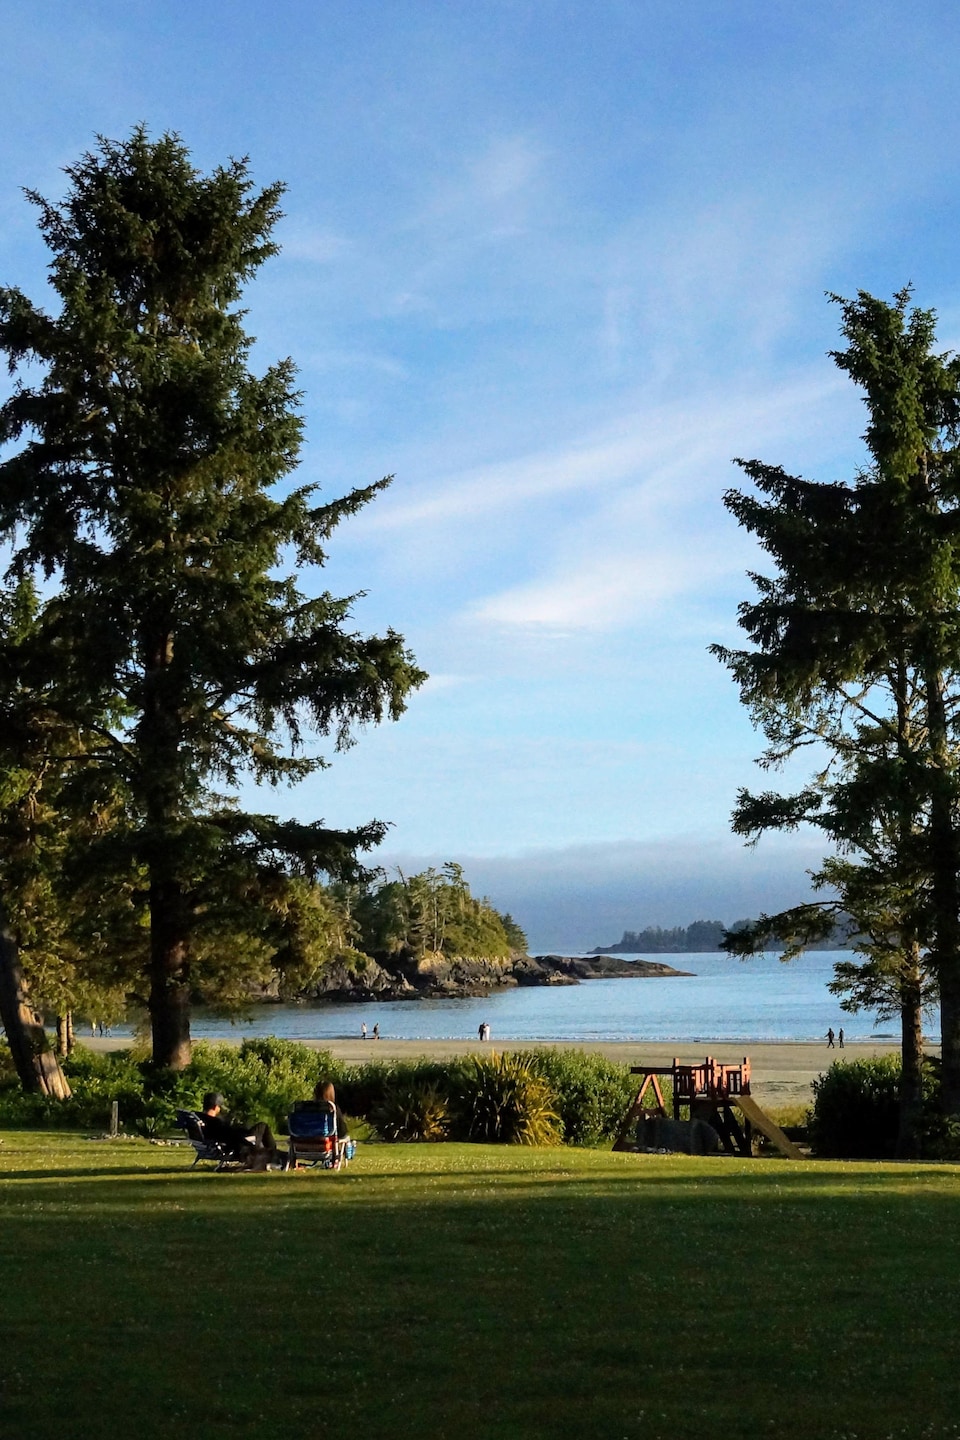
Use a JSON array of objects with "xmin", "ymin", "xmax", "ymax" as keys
[
  {"xmin": 1, "ymin": 1133, "xmax": 959, "ymax": 1438},
  {"xmin": 764, "ymin": 1100, "xmax": 812, "ymax": 1129}
]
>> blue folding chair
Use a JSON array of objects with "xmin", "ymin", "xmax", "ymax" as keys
[{"xmin": 286, "ymin": 1102, "xmax": 356, "ymax": 1170}]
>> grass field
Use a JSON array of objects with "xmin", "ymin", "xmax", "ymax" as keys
[{"xmin": 2, "ymin": 1134, "xmax": 959, "ymax": 1439}]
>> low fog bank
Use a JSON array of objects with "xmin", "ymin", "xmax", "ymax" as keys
[{"xmin": 376, "ymin": 834, "xmax": 828, "ymax": 953}]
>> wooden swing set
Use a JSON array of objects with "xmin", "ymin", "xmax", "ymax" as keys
[{"xmin": 612, "ymin": 1054, "xmax": 804, "ymax": 1160}]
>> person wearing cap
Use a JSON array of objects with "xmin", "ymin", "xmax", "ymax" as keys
[{"xmin": 200, "ymin": 1091, "xmax": 283, "ymax": 1170}]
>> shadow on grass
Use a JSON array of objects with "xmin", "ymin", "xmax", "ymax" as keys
[
  {"xmin": 5, "ymin": 1140, "xmax": 960, "ymax": 1440},
  {"xmin": 4, "ymin": 1145, "xmax": 960, "ymax": 1191},
  {"xmin": 1, "ymin": 1149, "xmax": 960, "ymax": 1440},
  {"xmin": 0, "ymin": 1165, "xmax": 269, "ymax": 1181}
]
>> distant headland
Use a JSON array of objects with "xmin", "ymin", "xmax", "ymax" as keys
[
  {"xmin": 590, "ymin": 919, "xmax": 854, "ymax": 954},
  {"xmin": 307, "ymin": 949, "xmax": 693, "ymax": 1003}
]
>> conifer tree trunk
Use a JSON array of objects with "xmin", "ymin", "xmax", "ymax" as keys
[
  {"xmin": 894, "ymin": 671, "xmax": 925, "ymax": 1157},
  {"xmin": 143, "ymin": 628, "xmax": 193, "ymax": 1070},
  {"xmin": 937, "ymin": 962, "xmax": 960, "ymax": 1118},
  {"xmin": 0, "ymin": 898, "xmax": 71, "ymax": 1097},
  {"xmin": 896, "ymin": 945, "xmax": 925, "ymax": 1159},
  {"xmin": 148, "ymin": 877, "xmax": 192, "ymax": 1069},
  {"xmin": 923, "ymin": 669, "xmax": 960, "ymax": 1117}
]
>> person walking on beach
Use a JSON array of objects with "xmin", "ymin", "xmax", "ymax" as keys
[
  {"xmin": 372, "ymin": 1023, "xmax": 380, "ymax": 1040},
  {"xmin": 361, "ymin": 1022, "xmax": 367, "ymax": 1041},
  {"xmin": 838, "ymin": 1027, "xmax": 845, "ymax": 1049},
  {"xmin": 478, "ymin": 1022, "xmax": 486, "ymax": 1042},
  {"xmin": 826, "ymin": 1027, "xmax": 835, "ymax": 1049}
]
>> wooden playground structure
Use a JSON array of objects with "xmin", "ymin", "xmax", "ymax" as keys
[{"xmin": 613, "ymin": 1054, "xmax": 804, "ymax": 1160}]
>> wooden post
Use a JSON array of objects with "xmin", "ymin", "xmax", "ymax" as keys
[{"xmin": 110, "ymin": 1100, "xmax": 119, "ymax": 1137}]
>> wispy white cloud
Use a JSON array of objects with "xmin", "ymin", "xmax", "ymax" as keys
[
  {"xmin": 368, "ymin": 133, "xmax": 551, "ymax": 322},
  {"xmin": 365, "ymin": 371, "xmax": 846, "ymax": 533},
  {"xmin": 5, "ymin": 0, "xmax": 959, "ymax": 878},
  {"xmin": 410, "ymin": 132, "xmax": 547, "ymax": 240},
  {"xmin": 472, "ymin": 532, "xmax": 730, "ymax": 631},
  {"xmin": 418, "ymin": 672, "xmax": 471, "ymax": 695},
  {"xmin": 299, "ymin": 347, "xmax": 409, "ymax": 379},
  {"xmin": 276, "ymin": 225, "xmax": 350, "ymax": 265},
  {"xmin": 348, "ymin": 366, "xmax": 852, "ymax": 633}
]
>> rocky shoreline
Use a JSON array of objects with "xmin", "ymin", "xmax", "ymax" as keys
[{"xmin": 303, "ymin": 951, "xmax": 693, "ymax": 1003}]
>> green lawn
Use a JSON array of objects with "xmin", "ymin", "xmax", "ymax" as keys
[{"xmin": 1, "ymin": 1134, "xmax": 959, "ymax": 1439}]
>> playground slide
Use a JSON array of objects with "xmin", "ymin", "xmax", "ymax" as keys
[{"xmin": 731, "ymin": 1095, "xmax": 805, "ymax": 1161}]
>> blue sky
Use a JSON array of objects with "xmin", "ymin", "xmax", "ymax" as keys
[{"xmin": 3, "ymin": 2, "xmax": 960, "ymax": 947}]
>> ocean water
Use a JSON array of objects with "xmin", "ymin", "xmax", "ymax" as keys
[{"xmin": 102, "ymin": 950, "xmax": 920, "ymax": 1044}]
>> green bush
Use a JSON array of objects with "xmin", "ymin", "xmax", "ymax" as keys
[
  {"xmin": 0, "ymin": 1040, "xmax": 20, "ymax": 1092},
  {"xmin": 0, "ymin": 1088, "xmax": 125, "ymax": 1130},
  {"xmin": 920, "ymin": 1115, "xmax": 960, "ymax": 1161},
  {"xmin": 372, "ymin": 1082, "xmax": 452, "ymax": 1141},
  {"xmin": 0, "ymin": 1046, "xmax": 148, "ymax": 1131},
  {"xmin": 519, "ymin": 1048, "xmax": 643, "ymax": 1146},
  {"xmin": 810, "ymin": 1055, "xmax": 957, "ymax": 1159},
  {"xmin": 912, "ymin": 1059, "xmax": 960, "ymax": 1160},
  {"xmin": 0, "ymin": 1038, "xmax": 342, "ymax": 1135},
  {"xmin": 0, "ymin": 1039, "xmax": 645, "ymax": 1147},
  {"xmin": 450, "ymin": 1052, "xmax": 561, "ymax": 1145},
  {"xmin": 65, "ymin": 1045, "xmax": 146, "ymax": 1092},
  {"xmin": 339, "ymin": 1049, "xmax": 638, "ymax": 1147},
  {"xmin": 809, "ymin": 1056, "xmax": 905, "ymax": 1158},
  {"xmin": 336, "ymin": 1058, "xmax": 455, "ymax": 1120},
  {"xmin": 141, "ymin": 1039, "xmax": 338, "ymax": 1132},
  {"xmin": 0, "ymin": 1043, "xmax": 127, "ymax": 1127}
]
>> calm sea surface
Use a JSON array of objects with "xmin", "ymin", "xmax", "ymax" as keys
[{"xmin": 105, "ymin": 950, "xmax": 921, "ymax": 1044}]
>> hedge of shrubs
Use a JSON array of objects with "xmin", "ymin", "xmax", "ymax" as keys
[
  {"xmin": 809, "ymin": 1055, "xmax": 904, "ymax": 1158},
  {"xmin": 0, "ymin": 1038, "xmax": 339, "ymax": 1134},
  {"xmin": 0, "ymin": 1039, "xmax": 645, "ymax": 1147},
  {"xmin": 809, "ymin": 1054, "xmax": 956, "ymax": 1159},
  {"xmin": 12, "ymin": 1041, "xmax": 960, "ymax": 1159}
]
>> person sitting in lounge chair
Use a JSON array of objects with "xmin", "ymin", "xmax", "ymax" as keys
[
  {"xmin": 286, "ymin": 1080, "xmax": 354, "ymax": 1169},
  {"xmin": 199, "ymin": 1091, "xmax": 283, "ymax": 1170},
  {"xmin": 315, "ymin": 1080, "xmax": 350, "ymax": 1140}
]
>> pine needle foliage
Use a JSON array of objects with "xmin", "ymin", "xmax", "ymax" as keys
[
  {"xmin": 715, "ymin": 288, "xmax": 960, "ymax": 1133},
  {"xmin": 0, "ymin": 130, "xmax": 425, "ymax": 1068}
]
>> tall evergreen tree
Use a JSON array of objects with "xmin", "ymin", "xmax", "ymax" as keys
[
  {"xmin": 716, "ymin": 289, "xmax": 960, "ymax": 1122},
  {"xmin": 0, "ymin": 130, "xmax": 425, "ymax": 1068}
]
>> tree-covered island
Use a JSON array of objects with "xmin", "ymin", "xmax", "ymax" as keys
[{"xmin": 592, "ymin": 918, "xmax": 853, "ymax": 953}]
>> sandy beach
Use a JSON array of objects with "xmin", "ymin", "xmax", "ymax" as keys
[{"xmin": 85, "ymin": 1035, "xmax": 919, "ymax": 1108}]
